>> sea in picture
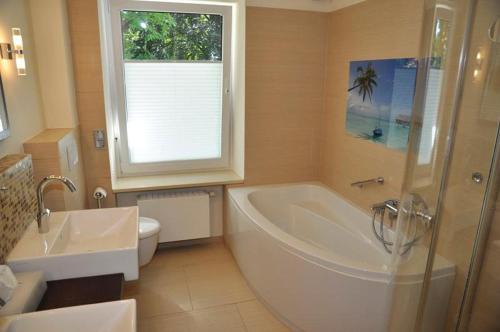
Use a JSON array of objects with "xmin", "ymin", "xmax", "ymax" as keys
[
  {"xmin": 346, "ymin": 58, "xmax": 417, "ymax": 151},
  {"xmin": 346, "ymin": 113, "xmax": 410, "ymax": 151}
]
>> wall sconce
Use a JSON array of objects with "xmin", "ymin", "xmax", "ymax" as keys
[{"xmin": 0, "ymin": 28, "xmax": 26, "ymax": 76}]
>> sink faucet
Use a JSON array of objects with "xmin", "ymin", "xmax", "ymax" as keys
[{"xmin": 36, "ymin": 175, "xmax": 77, "ymax": 233}]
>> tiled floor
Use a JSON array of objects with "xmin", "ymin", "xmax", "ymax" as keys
[{"xmin": 123, "ymin": 241, "xmax": 290, "ymax": 332}]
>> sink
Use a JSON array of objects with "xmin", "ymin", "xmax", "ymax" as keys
[
  {"xmin": 7, "ymin": 207, "xmax": 139, "ymax": 281},
  {"xmin": 0, "ymin": 300, "xmax": 136, "ymax": 332}
]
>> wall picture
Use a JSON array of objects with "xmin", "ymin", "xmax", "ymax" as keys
[{"xmin": 346, "ymin": 58, "xmax": 417, "ymax": 151}]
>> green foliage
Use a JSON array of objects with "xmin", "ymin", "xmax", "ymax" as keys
[
  {"xmin": 430, "ymin": 19, "xmax": 450, "ymax": 69},
  {"xmin": 121, "ymin": 11, "xmax": 223, "ymax": 61},
  {"xmin": 348, "ymin": 63, "xmax": 378, "ymax": 103}
]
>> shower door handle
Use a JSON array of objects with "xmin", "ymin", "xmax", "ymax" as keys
[{"xmin": 416, "ymin": 210, "xmax": 433, "ymax": 227}]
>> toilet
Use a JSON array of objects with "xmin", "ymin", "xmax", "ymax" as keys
[{"xmin": 138, "ymin": 217, "xmax": 161, "ymax": 267}]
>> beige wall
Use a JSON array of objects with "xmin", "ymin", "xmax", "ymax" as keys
[
  {"xmin": 67, "ymin": 0, "xmax": 115, "ymax": 208},
  {"xmin": 244, "ymin": 7, "xmax": 326, "ymax": 185},
  {"xmin": 0, "ymin": 0, "xmax": 46, "ymax": 157},
  {"xmin": 29, "ymin": 0, "xmax": 79, "ymax": 129},
  {"xmin": 320, "ymin": 0, "xmax": 424, "ymax": 211}
]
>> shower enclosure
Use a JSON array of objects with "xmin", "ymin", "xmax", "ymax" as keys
[{"xmin": 384, "ymin": 0, "xmax": 500, "ymax": 330}]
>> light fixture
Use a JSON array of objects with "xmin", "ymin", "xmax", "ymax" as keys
[
  {"xmin": 0, "ymin": 28, "xmax": 26, "ymax": 76},
  {"xmin": 472, "ymin": 49, "xmax": 484, "ymax": 82},
  {"xmin": 11, "ymin": 28, "xmax": 26, "ymax": 76}
]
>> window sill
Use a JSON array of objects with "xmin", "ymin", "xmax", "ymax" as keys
[{"xmin": 111, "ymin": 170, "xmax": 244, "ymax": 193}]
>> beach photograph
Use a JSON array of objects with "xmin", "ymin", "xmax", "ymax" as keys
[{"xmin": 346, "ymin": 58, "xmax": 418, "ymax": 151}]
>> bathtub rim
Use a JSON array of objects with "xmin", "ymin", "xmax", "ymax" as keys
[{"xmin": 227, "ymin": 181, "xmax": 455, "ymax": 284}]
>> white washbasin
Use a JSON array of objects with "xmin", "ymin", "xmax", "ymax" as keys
[
  {"xmin": 7, "ymin": 208, "xmax": 139, "ymax": 281},
  {"xmin": 0, "ymin": 300, "xmax": 136, "ymax": 332}
]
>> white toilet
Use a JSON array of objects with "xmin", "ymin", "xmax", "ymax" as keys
[{"xmin": 139, "ymin": 217, "xmax": 161, "ymax": 267}]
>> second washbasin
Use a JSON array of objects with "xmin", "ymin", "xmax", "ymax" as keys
[{"xmin": 0, "ymin": 300, "xmax": 136, "ymax": 332}]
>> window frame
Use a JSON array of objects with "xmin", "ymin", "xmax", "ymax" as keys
[
  {"xmin": 411, "ymin": 6, "xmax": 453, "ymax": 189},
  {"xmin": 105, "ymin": 0, "xmax": 233, "ymax": 176}
]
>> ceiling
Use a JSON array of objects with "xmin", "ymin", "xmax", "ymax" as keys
[{"xmin": 245, "ymin": 0, "xmax": 366, "ymax": 12}]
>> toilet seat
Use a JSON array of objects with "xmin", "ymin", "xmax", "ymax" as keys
[{"xmin": 139, "ymin": 217, "xmax": 161, "ymax": 239}]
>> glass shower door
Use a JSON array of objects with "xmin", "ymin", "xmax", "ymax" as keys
[
  {"xmin": 457, "ymin": 126, "xmax": 500, "ymax": 331},
  {"xmin": 387, "ymin": 0, "xmax": 500, "ymax": 331}
]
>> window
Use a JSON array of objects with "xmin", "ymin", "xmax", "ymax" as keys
[
  {"xmin": 417, "ymin": 17, "xmax": 450, "ymax": 166},
  {"xmin": 104, "ymin": 0, "xmax": 232, "ymax": 176}
]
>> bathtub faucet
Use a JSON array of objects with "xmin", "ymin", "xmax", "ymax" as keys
[
  {"xmin": 371, "ymin": 199, "xmax": 401, "ymax": 254},
  {"xmin": 371, "ymin": 194, "xmax": 434, "ymax": 255},
  {"xmin": 372, "ymin": 199, "xmax": 399, "ymax": 219}
]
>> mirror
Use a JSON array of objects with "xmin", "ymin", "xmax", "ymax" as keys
[{"xmin": 0, "ymin": 72, "xmax": 10, "ymax": 141}]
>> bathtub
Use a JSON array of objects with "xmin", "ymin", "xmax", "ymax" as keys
[{"xmin": 226, "ymin": 183, "xmax": 455, "ymax": 332}]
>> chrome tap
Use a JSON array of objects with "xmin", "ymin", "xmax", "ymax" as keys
[
  {"xmin": 36, "ymin": 175, "xmax": 77, "ymax": 233},
  {"xmin": 372, "ymin": 199, "xmax": 399, "ymax": 217}
]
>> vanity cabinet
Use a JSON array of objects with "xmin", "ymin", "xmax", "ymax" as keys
[{"xmin": 37, "ymin": 274, "xmax": 124, "ymax": 311}]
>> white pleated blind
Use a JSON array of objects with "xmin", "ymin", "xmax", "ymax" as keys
[
  {"xmin": 123, "ymin": 62, "xmax": 224, "ymax": 164},
  {"xmin": 418, "ymin": 68, "xmax": 443, "ymax": 165}
]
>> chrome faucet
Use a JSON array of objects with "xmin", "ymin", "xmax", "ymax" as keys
[
  {"xmin": 36, "ymin": 175, "xmax": 77, "ymax": 233},
  {"xmin": 372, "ymin": 199, "xmax": 400, "ymax": 217}
]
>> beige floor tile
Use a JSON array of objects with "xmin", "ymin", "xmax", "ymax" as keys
[
  {"xmin": 185, "ymin": 260, "xmax": 255, "ymax": 309},
  {"xmin": 124, "ymin": 267, "xmax": 192, "ymax": 319},
  {"xmin": 139, "ymin": 264, "xmax": 188, "ymax": 285},
  {"xmin": 138, "ymin": 304, "xmax": 247, "ymax": 332},
  {"xmin": 149, "ymin": 242, "xmax": 234, "ymax": 269},
  {"xmin": 129, "ymin": 241, "xmax": 290, "ymax": 329},
  {"xmin": 237, "ymin": 300, "xmax": 290, "ymax": 332}
]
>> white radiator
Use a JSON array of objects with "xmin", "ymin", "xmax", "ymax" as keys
[{"xmin": 137, "ymin": 191, "xmax": 210, "ymax": 243}]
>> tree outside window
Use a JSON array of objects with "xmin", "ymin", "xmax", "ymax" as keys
[{"xmin": 121, "ymin": 11, "xmax": 223, "ymax": 61}]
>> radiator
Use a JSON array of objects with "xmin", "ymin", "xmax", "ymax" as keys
[{"xmin": 137, "ymin": 191, "xmax": 210, "ymax": 243}]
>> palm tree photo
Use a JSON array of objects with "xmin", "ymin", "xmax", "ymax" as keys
[
  {"xmin": 348, "ymin": 63, "xmax": 378, "ymax": 102},
  {"xmin": 346, "ymin": 58, "xmax": 417, "ymax": 149}
]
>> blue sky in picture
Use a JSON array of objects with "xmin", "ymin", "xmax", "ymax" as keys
[{"xmin": 347, "ymin": 58, "xmax": 417, "ymax": 122}]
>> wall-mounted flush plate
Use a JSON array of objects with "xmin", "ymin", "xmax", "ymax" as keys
[{"xmin": 93, "ymin": 129, "xmax": 106, "ymax": 149}]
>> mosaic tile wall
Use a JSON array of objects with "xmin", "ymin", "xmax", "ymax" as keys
[{"xmin": 0, "ymin": 154, "xmax": 37, "ymax": 263}]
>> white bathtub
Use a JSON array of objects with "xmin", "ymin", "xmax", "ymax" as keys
[{"xmin": 226, "ymin": 183, "xmax": 455, "ymax": 332}]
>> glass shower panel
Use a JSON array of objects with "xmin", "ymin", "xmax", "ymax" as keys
[
  {"xmin": 388, "ymin": 0, "xmax": 474, "ymax": 329},
  {"xmin": 428, "ymin": 1, "xmax": 500, "ymax": 330},
  {"xmin": 388, "ymin": 0, "xmax": 500, "ymax": 331},
  {"xmin": 459, "ymin": 126, "xmax": 500, "ymax": 331}
]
